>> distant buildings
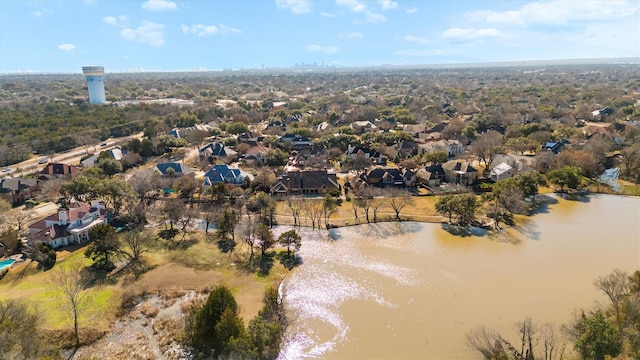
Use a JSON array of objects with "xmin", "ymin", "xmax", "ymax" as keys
[{"xmin": 82, "ymin": 66, "xmax": 106, "ymax": 104}]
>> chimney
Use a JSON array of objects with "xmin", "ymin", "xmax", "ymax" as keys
[{"xmin": 58, "ymin": 210, "xmax": 68, "ymax": 225}]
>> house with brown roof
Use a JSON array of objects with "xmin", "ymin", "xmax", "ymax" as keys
[
  {"xmin": 358, "ymin": 166, "xmax": 416, "ymax": 188},
  {"xmin": 39, "ymin": 163, "xmax": 81, "ymax": 180},
  {"xmin": 416, "ymin": 164, "xmax": 446, "ymax": 187},
  {"xmin": 0, "ymin": 177, "xmax": 41, "ymax": 205},
  {"xmin": 288, "ymin": 145, "xmax": 330, "ymax": 169},
  {"xmin": 419, "ymin": 139, "xmax": 464, "ymax": 157},
  {"xmin": 442, "ymin": 160, "xmax": 478, "ymax": 186},
  {"xmin": 28, "ymin": 201, "xmax": 108, "ymax": 249},
  {"xmin": 244, "ymin": 145, "xmax": 269, "ymax": 167},
  {"xmin": 270, "ymin": 169, "xmax": 339, "ymax": 197}
]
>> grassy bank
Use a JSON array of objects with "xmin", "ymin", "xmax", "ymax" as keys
[{"xmin": 0, "ymin": 231, "xmax": 289, "ymax": 338}]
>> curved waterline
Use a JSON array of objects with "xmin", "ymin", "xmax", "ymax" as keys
[{"xmin": 280, "ymin": 194, "xmax": 640, "ymax": 359}]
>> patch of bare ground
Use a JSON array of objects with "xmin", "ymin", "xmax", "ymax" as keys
[{"xmin": 73, "ymin": 289, "xmax": 198, "ymax": 360}]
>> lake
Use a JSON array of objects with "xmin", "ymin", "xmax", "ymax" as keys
[{"xmin": 279, "ymin": 194, "xmax": 640, "ymax": 359}]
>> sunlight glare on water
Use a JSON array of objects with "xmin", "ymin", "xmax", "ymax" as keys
[{"xmin": 280, "ymin": 195, "xmax": 640, "ymax": 359}]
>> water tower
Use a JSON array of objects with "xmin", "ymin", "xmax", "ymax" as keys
[{"xmin": 82, "ymin": 66, "xmax": 106, "ymax": 104}]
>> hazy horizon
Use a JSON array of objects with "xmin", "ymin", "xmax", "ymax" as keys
[{"xmin": 1, "ymin": 0, "xmax": 638, "ymax": 73}]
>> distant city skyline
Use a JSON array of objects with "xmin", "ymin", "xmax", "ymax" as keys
[{"xmin": 1, "ymin": 0, "xmax": 638, "ymax": 73}]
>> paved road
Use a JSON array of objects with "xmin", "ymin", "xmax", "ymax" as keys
[{"xmin": 0, "ymin": 132, "xmax": 143, "ymax": 179}]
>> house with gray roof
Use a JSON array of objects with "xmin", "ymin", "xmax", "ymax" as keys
[
  {"xmin": 155, "ymin": 162, "xmax": 194, "ymax": 178},
  {"xmin": 270, "ymin": 169, "xmax": 339, "ymax": 197}
]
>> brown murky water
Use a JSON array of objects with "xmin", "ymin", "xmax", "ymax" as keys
[{"xmin": 279, "ymin": 195, "xmax": 640, "ymax": 359}]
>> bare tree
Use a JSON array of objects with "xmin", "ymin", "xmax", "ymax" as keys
[
  {"xmin": 467, "ymin": 319, "xmax": 565, "ymax": 360},
  {"xmin": 322, "ymin": 195, "xmax": 339, "ymax": 229},
  {"xmin": 466, "ymin": 326, "xmax": 508, "ymax": 360},
  {"xmin": 387, "ymin": 188, "xmax": 414, "ymax": 221},
  {"xmin": 594, "ymin": 269, "xmax": 629, "ymax": 333},
  {"xmin": 349, "ymin": 195, "xmax": 362, "ymax": 224},
  {"xmin": 0, "ymin": 299, "xmax": 50, "ymax": 359},
  {"xmin": 14, "ymin": 210, "xmax": 31, "ymax": 232},
  {"xmin": 471, "ymin": 130, "xmax": 504, "ymax": 168},
  {"xmin": 128, "ymin": 170, "xmax": 159, "ymax": 206},
  {"xmin": 119, "ymin": 230, "xmax": 152, "ymax": 275},
  {"xmin": 303, "ymin": 199, "xmax": 324, "ymax": 230},
  {"xmin": 50, "ymin": 261, "xmax": 90, "ymax": 349},
  {"xmin": 287, "ymin": 197, "xmax": 304, "ymax": 227},
  {"xmin": 353, "ymin": 188, "xmax": 373, "ymax": 223}
]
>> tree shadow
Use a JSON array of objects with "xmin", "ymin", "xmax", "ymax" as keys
[
  {"xmin": 276, "ymin": 251, "xmax": 302, "ymax": 270},
  {"xmin": 80, "ymin": 266, "xmax": 117, "ymax": 288},
  {"xmin": 440, "ymin": 223, "xmax": 489, "ymax": 237},
  {"xmin": 564, "ymin": 193, "xmax": 591, "ymax": 202},
  {"xmin": 216, "ymin": 238, "xmax": 237, "ymax": 253},
  {"xmin": 512, "ymin": 216, "xmax": 541, "ymax": 241},
  {"xmin": 530, "ymin": 194, "xmax": 559, "ymax": 215},
  {"xmin": 162, "ymin": 238, "xmax": 197, "ymax": 251},
  {"xmin": 251, "ymin": 252, "xmax": 276, "ymax": 276},
  {"xmin": 157, "ymin": 229, "xmax": 178, "ymax": 241}
]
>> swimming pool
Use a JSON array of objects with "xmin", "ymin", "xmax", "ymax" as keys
[{"xmin": 0, "ymin": 259, "xmax": 16, "ymax": 272}]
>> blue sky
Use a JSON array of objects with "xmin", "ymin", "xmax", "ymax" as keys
[{"xmin": 1, "ymin": 0, "xmax": 638, "ymax": 73}]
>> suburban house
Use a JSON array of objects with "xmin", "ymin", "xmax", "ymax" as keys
[
  {"xmin": 244, "ymin": 145, "xmax": 269, "ymax": 167},
  {"xmin": 442, "ymin": 160, "xmax": 478, "ymax": 186},
  {"xmin": 199, "ymin": 142, "xmax": 238, "ymax": 164},
  {"xmin": 351, "ymin": 120, "xmax": 378, "ymax": 134},
  {"xmin": 28, "ymin": 201, "xmax": 108, "ymax": 249},
  {"xmin": 360, "ymin": 166, "xmax": 416, "ymax": 188},
  {"xmin": 416, "ymin": 164, "xmax": 446, "ymax": 187},
  {"xmin": 167, "ymin": 128, "xmax": 181, "ymax": 138},
  {"xmin": 155, "ymin": 162, "xmax": 194, "ymax": 178},
  {"xmin": 202, "ymin": 164, "xmax": 246, "ymax": 186},
  {"xmin": 418, "ymin": 132, "xmax": 444, "ymax": 142},
  {"xmin": 345, "ymin": 145, "xmax": 385, "ymax": 163},
  {"xmin": 419, "ymin": 139, "xmax": 464, "ymax": 157},
  {"xmin": 374, "ymin": 118, "xmax": 397, "ymax": 130},
  {"xmin": 39, "ymin": 163, "xmax": 81, "ymax": 180},
  {"xmin": 543, "ymin": 139, "xmax": 567, "ymax": 154},
  {"xmin": 280, "ymin": 134, "xmax": 313, "ymax": 150},
  {"xmin": 591, "ymin": 107, "xmax": 613, "ymax": 119},
  {"xmin": 402, "ymin": 124, "xmax": 427, "ymax": 138},
  {"xmin": 81, "ymin": 148, "xmax": 126, "ymax": 168},
  {"xmin": 288, "ymin": 145, "xmax": 330, "ymax": 169},
  {"xmin": 0, "ymin": 177, "xmax": 41, "ymax": 204},
  {"xmin": 489, "ymin": 154, "xmax": 535, "ymax": 178},
  {"xmin": 237, "ymin": 131, "xmax": 264, "ymax": 145},
  {"xmin": 397, "ymin": 140, "xmax": 419, "ymax": 158},
  {"xmin": 315, "ymin": 121, "xmax": 333, "ymax": 132},
  {"xmin": 270, "ymin": 169, "xmax": 339, "ymax": 197},
  {"xmin": 490, "ymin": 162, "xmax": 516, "ymax": 182}
]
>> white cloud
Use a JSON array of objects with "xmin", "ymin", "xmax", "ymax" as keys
[
  {"xmin": 58, "ymin": 43, "xmax": 76, "ymax": 51},
  {"xmin": 404, "ymin": 34, "xmax": 429, "ymax": 45},
  {"xmin": 307, "ymin": 44, "xmax": 339, "ymax": 54},
  {"xmin": 219, "ymin": 24, "xmax": 242, "ymax": 34},
  {"xmin": 320, "ymin": 11, "xmax": 336, "ymax": 17},
  {"xmin": 182, "ymin": 24, "xmax": 218, "ymax": 36},
  {"xmin": 346, "ymin": 31, "xmax": 363, "ymax": 39},
  {"xmin": 379, "ymin": 0, "xmax": 398, "ymax": 10},
  {"xmin": 276, "ymin": 0, "xmax": 311, "ymax": 14},
  {"xmin": 103, "ymin": 15, "xmax": 127, "ymax": 27},
  {"xmin": 34, "ymin": 11, "xmax": 43, "ymax": 17},
  {"xmin": 336, "ymin": 0, "xmax": 386, "ymax": 23},
  {"xmin": 141, "ymin": 0, "xmax": 178, "ymax": 12},
  {"xmin": 182, "ymin": 23, "xmax": 242, "ymax": 36},
  {"xmin": 442, "ymin": 27, "xmax": 501, "ymax": 41},
  {"xmin": 405, "ymin": 7, "xmax": 417, "ymax": 14},
  {"xmin": 121, "ymin": 21, "xmax": 165, "ymax": 46},
  {"xmin": 467, "ymin": 0, "xmax": 638, "ymax": 27}
]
